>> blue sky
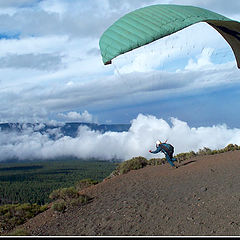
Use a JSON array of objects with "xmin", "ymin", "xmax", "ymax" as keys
[
  {"xmin": 0, "ymin": 0, "xmax": 239, "ymax": 127},
  {"xmin": 96, "ymin": 84, "xmax": 240, "ymax": 128}
]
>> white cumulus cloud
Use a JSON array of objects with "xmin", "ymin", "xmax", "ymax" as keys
[
  {"xmin": 58, "ymin": 111, "xmax": 94, "ymax": 123},
  {"xmin": 1, "ymin": 114, "xmax": 240, "ymax": 162}
]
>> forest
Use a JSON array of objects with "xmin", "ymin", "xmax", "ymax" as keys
[{"xmin": 0, "ymin": 158, "xmax": 117, "ymax": 205}]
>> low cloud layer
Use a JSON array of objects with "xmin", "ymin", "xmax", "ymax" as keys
[{"xmin": 1, "ymin": 114, "xmax": 240, "ymax": 162}]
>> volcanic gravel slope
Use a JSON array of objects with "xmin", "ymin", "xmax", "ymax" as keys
[{"xmin": 16, "ymin": 150, "xmax": 240, "ymax": 236}]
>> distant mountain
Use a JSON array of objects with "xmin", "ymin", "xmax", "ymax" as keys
[{"xmin": 0, "ymin": 122, "xmax": 131, "ymax": 138}]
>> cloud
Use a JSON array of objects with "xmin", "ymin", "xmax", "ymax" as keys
[
  {"xmin": 0, "ymin": 0, "xmax": 169, "ymax": 39},
  {"xmin": 185, "ymin": 48, "xmax": 215, "ymax": 70},
  {"xmin": 171, "ymin": 0, "xmax": 240, "ymax": 16},
  {"xmin": 0, "ymin": 53, "xmax": 63, "ymax": 71},
  {"xmin": 58, "ymin": 111, "xmax": 94, "ymax": 123},
  {"xmin": 0, "ymin": 0, "xmax": 239, "ymax": 124},
  {"xmin": 0, "ymin": 104, "xmax": 49, "ymax": 123},
  {"xmin": 0, "ymin": 0, "xmax": 39, "ymax": 8},
  {"xmin": 87, "ymin": 48, "xmax": 100, "ymax": 56},
  {"xmin": 0, "ymin": 36, "xmax": 69, "ymax": 55},
  {"xmin": 1, "ymin": 114, "xmax": 240, "ymax": 162},
  {"xmin": 0, "ymin": 0, "xmax": 239, "ymax": 41},
  {"xmin": 0, "ymin": 60, "xmax": 239, "ymax": 123}
]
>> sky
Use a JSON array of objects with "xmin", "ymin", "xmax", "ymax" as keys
[{"xmin": 0, "ymin": 0, "xmax": 240, "ymax": 161}]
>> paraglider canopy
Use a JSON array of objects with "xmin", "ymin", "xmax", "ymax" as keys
[{"xmin": 99, "ymin": 4, "xmax": 240, "ymax": 68}]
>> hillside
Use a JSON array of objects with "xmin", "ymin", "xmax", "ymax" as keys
[{"xmin": 11, "ymin": 150, "xmax": 240, "ymax": 236}]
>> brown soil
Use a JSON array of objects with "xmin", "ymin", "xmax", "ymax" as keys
[{"xmin": 16, "ymin": 151, "xmax": 240, "ymax": 236}]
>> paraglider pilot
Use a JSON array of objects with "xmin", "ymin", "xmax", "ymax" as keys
[{"xmin": 149, "ymin": 140, "xmax": 178, "ymax": 168}]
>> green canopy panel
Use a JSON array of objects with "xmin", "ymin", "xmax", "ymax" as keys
[{"xmin": 99, "ymin": 4, "xmax": 240, "ymax": 68}]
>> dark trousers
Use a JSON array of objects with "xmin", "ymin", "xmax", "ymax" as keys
[{"xmin": 165, "ymin": 154, "xmax": 177, "ymax": 167}]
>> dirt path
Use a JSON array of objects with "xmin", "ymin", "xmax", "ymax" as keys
[{"xmin": 20, "ymin": 150, "xmax": 240, "ymax": 236}]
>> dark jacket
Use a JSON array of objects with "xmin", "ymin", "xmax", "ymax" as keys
[{"xmin": 151, "ymin": 143, "xmax": 174, "ymax": 158}]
